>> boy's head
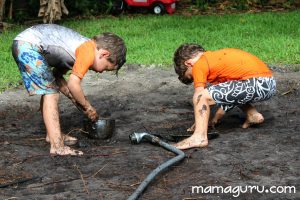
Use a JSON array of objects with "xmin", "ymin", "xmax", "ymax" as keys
[
  {"xmin": 92, "ymin": 32, "xmax": 127, "ymax": 74},
  {"xmin": 173, "ymin": 43, "xmax": 205, "ymax": 84}
]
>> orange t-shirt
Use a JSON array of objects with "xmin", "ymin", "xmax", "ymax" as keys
[
  {"xmin": 192, "ymin": 48, "xmax": 272, "ymax": 88},
  {"xmin": 72, "ymin": 40, "xmax": 96, "ymax": 79}
]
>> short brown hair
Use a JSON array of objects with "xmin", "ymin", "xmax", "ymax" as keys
[
  {"xmin": 93, "ymin": 32, "xmax": 127, "ymax": 72},
  {"xmin": 173, "ymin": 43, "xmax": 205, "ymax": 84}
]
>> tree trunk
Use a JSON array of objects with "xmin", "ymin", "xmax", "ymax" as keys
[
  {"xmin": 39, "ymin": 0, "xmax": 69, "ymax": 23},
  {"xmin": 8, "ymin": 0, "xmax": 12, "ymax": 19},
  {"xmin": 0, "ymin": 0, "xmax": 6, "ymax": 22}
]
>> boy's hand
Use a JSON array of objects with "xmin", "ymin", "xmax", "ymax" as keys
[
  {"xmin": 209, "ymin": 107, "xmax": 225, "ymax": 129},
  {"xmin": 84, "ymin": 105, "xmax": 99, "ymax": 122},
  {"xmin": 187, "ymin": 123, "xmax": 195, "ymax": 132}
]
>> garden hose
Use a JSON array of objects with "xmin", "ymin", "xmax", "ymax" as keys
[{"xmin": 127, "ymin": 132, "xmax": 186, "ymax": 200}]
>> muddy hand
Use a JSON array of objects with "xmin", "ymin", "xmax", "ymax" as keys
[
  {"xmin": 209, "ymin": 108, "xmax": 225, "ymax": 129},
  {"xmin": 84, "ymin": 106, "xmax": 99, "ymax": 122},
  {"xmin": 209, "ymin": 118, "xmax": 219, "ymax": 129},
  {"xmin": 187, "ymin": 123, "xmax": 195, "ymax": 132}
]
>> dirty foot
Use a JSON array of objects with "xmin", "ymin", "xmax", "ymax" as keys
[
  {"xmin": 50, "ymin": 146, "xmax": 83, "ymax": 156},
  {"xmin": 46, "ymin": 134, "xmax": 78, "ymax": 146},
  {"xmin": 242, "ymin": 113, "xmax": 264, "ymax": 129},
  {"xmin": 174, "ymin": 136, "xmax": 208, "ymax": 150}
]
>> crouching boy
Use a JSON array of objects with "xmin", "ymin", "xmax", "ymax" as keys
[{"xmin": 173, "ymin": 44, "xmax": 276, "ymax": 150}]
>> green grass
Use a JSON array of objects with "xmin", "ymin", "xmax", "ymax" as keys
[{"xmin": 0, "ymin": 10, "xmax": 299, "ymax": 91}]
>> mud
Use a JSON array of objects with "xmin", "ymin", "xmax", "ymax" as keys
[{"xmin": 0, "ymin": 65, "xmax": 299, "ymax": 200}]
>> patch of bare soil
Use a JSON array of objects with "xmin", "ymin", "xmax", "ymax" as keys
[{"xmin": 0, "ymin": 65, "xmax": 299, "ymax": 200}]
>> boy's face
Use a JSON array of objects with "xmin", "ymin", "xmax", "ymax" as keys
[
  {"xmin": 92, "ymin": 48, "xmax": 117, "ymax": 73},
  {"xmin": 184, "ymin": 66, "xmax": 193, "ymax": 79},
  {"xmin": 179, "ymin": 66, "xmax": 193, "ymax": 84},
  {"xmin": 179, "ymin": 52, "xmax": 203, "ymax": 83}
]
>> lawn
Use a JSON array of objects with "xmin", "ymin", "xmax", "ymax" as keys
[{"xmin": 0, "ymin": 10, "xmax": 299, "ymax": 91}]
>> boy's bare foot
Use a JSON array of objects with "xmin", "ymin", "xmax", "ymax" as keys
[
  {"xmin": 188, "ymin": 119, "xmax": 220, "ymax": 131},
  {"xmin": 46, "ymin": 134, "xmax": 78, "ymax": 145},
  {"xmin": 242, "ymin": 113, "xmax": 264, "ymax": 129},
  {"xmin": 174, "ymin": 135, "xmax": 208, "ymax": 150},
  {"xmin": 50, "ymin": 145, "xmax": 83, "ymax": 156}
]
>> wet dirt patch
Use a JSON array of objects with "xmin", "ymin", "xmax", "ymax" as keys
[{"xmin": 0, "ymin": 65, "xmax": 299, "ymax": 200}]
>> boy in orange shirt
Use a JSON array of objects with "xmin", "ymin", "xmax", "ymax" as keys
[
  {"xmin": 173, "ymin": 44, "xmax": 276, "ymax": 150},
  {"xmin": 12, "ymin": 24, "xmax": 126, "ymax": 155}
]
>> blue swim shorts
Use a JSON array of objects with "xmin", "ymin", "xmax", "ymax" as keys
[{"xmin": 12, "ymin": 40, "xmax": 59, "ymax": 95}]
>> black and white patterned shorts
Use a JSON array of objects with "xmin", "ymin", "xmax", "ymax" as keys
[{"xmin": 207, "ymin": 77, "xmax": 276, "ymax": 112}]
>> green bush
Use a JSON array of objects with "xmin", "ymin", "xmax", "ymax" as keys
[
  {"xmin": 10, "ymin": 0, "xmax": 39, "ymax": 22},
  {"xmin": 3, "ymin": 0, "xmax": 115, "ymax": 23},
  {"xmin": 232, "ymin": 0, "xmax": 249, "ymax": 10},
  {"xmin": 192, "ymin": 0, "xmax": 300, "ymax": 11},
  {"xmin": 64, "ymin": 0, "xmax": 114, "ymax": 16},
  {"xmin": 193, "ymin": 0, "xmax": 209, "ymax": 11}
]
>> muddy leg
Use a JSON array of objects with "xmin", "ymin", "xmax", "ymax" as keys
[
  {"xmin": 240, "ymin": 104, "xmax": 264, "ymax": 129},
  {"xmin": 42, "ymin": 92, "xmax": 78, "ymax": 145},
  {"xmin": 42, "ymin": 93, "xmax": 83, "ymax": 155},
  {"xmin": 174, "ymin": 89, "xmax": 215, "ymax": 150},
  {"xmin": 40, "ymin": 96, "xmax": 49, "ymax": 141}
]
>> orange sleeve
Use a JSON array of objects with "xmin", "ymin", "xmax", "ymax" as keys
[
  {"xmin": 72, "ymin": 40, "xmax": 95, "ymax": 79},
  {"xmin": 192, "ymin": 56, "xmax": 209, "ymax": 88}
]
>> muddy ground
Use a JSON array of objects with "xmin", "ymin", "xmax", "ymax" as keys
[{"xmin": 0, "ymin": 65, "xmax": 299, "ymax": 200}]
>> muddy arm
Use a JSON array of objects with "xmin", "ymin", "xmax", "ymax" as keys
[
  {"xmin": 67, "ymin": 74, "xmax": 99, "ymax": 121},
  {"xmin": 54, "ymin": 72, "xmax": 83, "ymax": 111}
]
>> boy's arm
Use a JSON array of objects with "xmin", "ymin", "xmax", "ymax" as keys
[
  {"xmin": 67, "ymin": 74, "xmax": 99, "ymax": 121},
  {"xmin": 55, "ymin": 75, "xmax": 81, "ymax": 110},
  {"xmin": 53, "ymin": 69, "xmax": 83, "ymax": 111}
]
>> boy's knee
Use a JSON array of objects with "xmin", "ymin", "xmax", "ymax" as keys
[
  {"xmin": 194, "ymin": 89, "xmax": 215, "ymax": 105},
  {"xmin": 202, "ymin": 89, "xmax": 215, "ymax": 104},
  {"xmin": 43, "ymin": 93, "xmax": 60, "ymax": 102}
]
